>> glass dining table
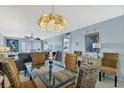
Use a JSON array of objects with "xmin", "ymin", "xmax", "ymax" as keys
[{"xmin": 25, "ymin": 60, "xmax": 76, "ymax": 88}]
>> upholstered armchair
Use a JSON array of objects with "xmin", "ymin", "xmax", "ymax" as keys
[
  {"xmin": 99, "ymin": 53, "xmax": 119, "ymax": 87},
  {"xmin": 2, "ymin": 58, "xmax": 46, "ymax": 88}
]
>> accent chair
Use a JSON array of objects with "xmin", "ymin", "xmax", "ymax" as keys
[
  {"xmin": 64, "ymin": 53, "xmax": 77, "ymax": 72},
  {"xmin": 2, "ymin": 58, "xmax": 46, "ymax": 88},
  {"xmin": 60, "ymin": 59, "xmax": 101, "ymax": 88},
  {"xmin": 99, "ymin": 53, "xmax": 119, "ymax": 87},
  {"xmin": 31, "ymin": 52, "xmax": 45, "ymax": 69}
]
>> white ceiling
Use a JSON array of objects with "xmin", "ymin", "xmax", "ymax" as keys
[{"xmin": 0, "ymin": 5, "xmax": 124, "ymax": 40}]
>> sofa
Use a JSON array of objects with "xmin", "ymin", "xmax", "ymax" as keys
[
  {"xmin": 15, "ymin": 51, "xmax": 62, "ymax": 71},
  {"xmin": 15, "ymin": 53, "xmax": 32, "ymax": 71}
]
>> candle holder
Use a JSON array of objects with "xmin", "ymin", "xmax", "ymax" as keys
[
  {"xmin": 93, "ymin": 43, "xmax": 101, "ymax": 59},
  {"xmin": 48, "ymin": 60, "xmax": 53, "ymax": 85}
]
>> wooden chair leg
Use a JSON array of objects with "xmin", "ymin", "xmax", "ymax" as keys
[
  {"xmin": 115, "ymin": 76, "xmax": 117, "ymax": 87},
  {"xmin": 99, "ymin": 72, "xmax": 101, "ymax": 81},
  {"xmin": 30, "ymin": 76, "xmax": 32, "ymax": 80}
]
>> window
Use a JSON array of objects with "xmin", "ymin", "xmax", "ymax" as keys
[{"xmin": 21, "ymin": 40, "xmax": 41, "ymax": 52}]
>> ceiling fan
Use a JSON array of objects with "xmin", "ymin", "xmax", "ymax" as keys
[{"xmin": 24, "ymin": 33, "xmax": 41, "ymax": 40}]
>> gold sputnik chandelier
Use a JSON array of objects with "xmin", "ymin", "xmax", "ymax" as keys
[{"xmin": 37, "ymin": 6, "xmax": 67, "ymax": 32}]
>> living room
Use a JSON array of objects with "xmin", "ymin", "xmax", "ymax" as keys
[{"xmin": 0, "ymin": 5, "xmax": 124, "ymax": 89}]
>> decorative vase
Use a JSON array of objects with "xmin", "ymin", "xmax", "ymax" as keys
[{"xmin": 49, "ymin": 60, "xmax": 53, "ymax": 64}]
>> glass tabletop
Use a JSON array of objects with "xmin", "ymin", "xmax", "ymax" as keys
[{"xmin": 25, "ymin": 60, "xmax": 76, "ymax": 88}]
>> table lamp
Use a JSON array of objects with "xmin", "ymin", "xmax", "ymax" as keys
[{"xmin": 93, "ymin": 43, "xmax": 101, "ymax": 58}]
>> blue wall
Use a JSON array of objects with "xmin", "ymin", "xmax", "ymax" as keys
[{"xmin": 45, "ymin": 15, "xmax": 124, "ymax": 81}]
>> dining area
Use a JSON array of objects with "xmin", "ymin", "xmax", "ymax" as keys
[{"xmin": 1, "ymin": 51, "xmax": 102, "ymax": 88}]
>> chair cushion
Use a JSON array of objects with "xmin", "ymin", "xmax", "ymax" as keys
[
  {"xmin": 20, "ymin": 80, "xmax": 35, "ymax": 88},
  {"xmin": 100, "ymin": 66, "xmax": 117, "ymax": 75}
]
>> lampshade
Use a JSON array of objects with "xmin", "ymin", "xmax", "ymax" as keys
[
  {"xmin": 5, "ymin": 47, "xmax": 10, "ymax": 51},
  {"xmin": 93, "ymin": 43, "xmax": 101, "ymax": 48},
  {"xmin": 37, "ymin": 6, "xmax": 67, "ymax": 32},
  {"xmin": 0, "ymin": 46, "xmax": 11, "ymax": 53}
]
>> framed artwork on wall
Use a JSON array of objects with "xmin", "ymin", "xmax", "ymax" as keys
[
  {"xmin": 6, "ymin": 39, "xmax": 19, "ymax": 52},
  {"xmin": 85, "ymin": 32, "xmax": 99, "ymax": 52}
]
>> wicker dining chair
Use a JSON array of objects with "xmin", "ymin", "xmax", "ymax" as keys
[
  {"xmin": 75, "ymin": 60, "xmax": 101, "ymax": 88},
  {"xmin": 65, "ymin": 53, "xmax": 77, "ymax": 72},
  {"xmin": 2, "ymin": 58, "xmax": 46, "ymax": 88},
  {"xmin": 31, "ymin": 52, "xmax": 45, "ymax": 68},
  {"xmin": 99, "ymin": 53, "xmax": 119, "ymax": 87},
  {"xmin": 60, "ymin": 59, "xmax": 101, "ymax": 88},
  {"xmin": 52, "ymin": 53, "xmax": 77, "ymax": 84}
]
